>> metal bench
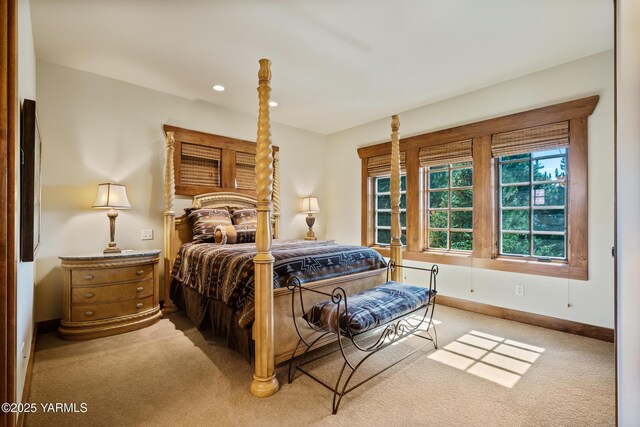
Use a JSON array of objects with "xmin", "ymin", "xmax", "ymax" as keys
[{"xmin": 286, "ymin": 261, "xmax": 438, "ymax": 414}]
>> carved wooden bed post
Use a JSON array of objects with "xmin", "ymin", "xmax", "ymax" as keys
[
  {"xmin": 273, "ymin": 149, "xmax": 280, "ymax": 239},
  {"xmin": 250, "ymin": 58, "xmax": 279, "ymax": 397},
  {"xmin": 390, "ymin": 115, "xmax": 403, "ymax": 282},
  {"xmin": 163, "ymin": 131, "xmax": 178, "ymax": 313}
]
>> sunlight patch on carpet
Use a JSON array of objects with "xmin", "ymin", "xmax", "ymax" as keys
[
  {"xmin": 458, "ymin": 334, "xmax": 500, "ymax": 351},
  {"xmin": 428, "ymin": 330, "xmax": 545, "ymax": 388},
  {"xmin": 444, "ymin": 341, "xmax": 487, "ymax": 360},
  {"xmin": 428, "ymin": 349, "xmax": 475, "ymax": 370}
]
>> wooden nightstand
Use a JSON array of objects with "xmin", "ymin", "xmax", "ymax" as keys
[{"xmin": 58, "ymin": 250, "xmax": 162, "ymax": 340}]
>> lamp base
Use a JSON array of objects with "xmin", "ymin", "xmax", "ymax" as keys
[
  {"xmin": 305, "ymin": 214, "xmax": 317, "ymax": 240},
  {"xmin": 104, "ymin": 209, "xmax": 122, "ymax": 254}
]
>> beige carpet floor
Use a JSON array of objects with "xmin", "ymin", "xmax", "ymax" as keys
[{"xmin": 26, "ymin": 306, "xmax": 614, "ymax": 427}]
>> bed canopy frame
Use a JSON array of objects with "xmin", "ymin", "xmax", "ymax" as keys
[{"xmin": 162, "ymin": 59, "xmax": 404, "ymax": 398}]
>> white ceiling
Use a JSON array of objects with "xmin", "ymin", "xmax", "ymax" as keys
[{"xmin": 31, "ymin": 0, "xmax": 613, "ymax": 135}]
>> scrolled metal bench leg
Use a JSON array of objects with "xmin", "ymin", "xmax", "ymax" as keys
[
  {"xmin": 288, "ymin": 338, "xmax": 305, "ymax": 384},
  {"xmin": 332, "ymin": 359, "xmax": 351, "ymax": 415},
  {"xmin": 289, "ymin": 331, "xmax": 333, "ymax": 383},
  {"xmin": 430, "ymin": 321, "xmax": 439, "ymax": 349},
  {"xmin": 426, "ymin": 298, "xmax": 438, "ymax": 349},
  {"xmin": 332, "ymin": 347, "xmax": 379, "ymax": 414}
]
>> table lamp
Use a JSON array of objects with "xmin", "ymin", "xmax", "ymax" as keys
[
  {"xmin": 92, "ymin": 182, "xmax": 131, "ymax": 253},
  {"xmin": 301, "ymin": 196, "xmax": 320, "ymax": 240}
]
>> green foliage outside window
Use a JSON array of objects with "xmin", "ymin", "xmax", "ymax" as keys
[
  {"xmin": 502, "ymin": 233, "xmax": 530, "ymax": 255},
  {"xmin": 428, "ymin": 163, "xmax": 473, "ymax": 251},
  {"xmin": 499, "ymin": 149, "xmax": 567, "ymax": 259}
]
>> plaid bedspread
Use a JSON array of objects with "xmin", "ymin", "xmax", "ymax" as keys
[
  {"xmin": 303, "ymin": 281, "xmax": 435, "ymax": 336},
  {"xmin": 171, "ymin": 239, "xmax": 387, "ymax": 328}
]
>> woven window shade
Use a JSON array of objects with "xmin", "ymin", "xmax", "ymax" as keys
[
  {"xmin": 367, "ymin": 152, "xmax": 407, "ymax": 177},
  {"xmin": 180, "ymin": 143, "xmax": 221, "ymax": 187},
  {"xmin": 235, "ymin": 151, "xmax": 256, "ymax": 190},
  {"xmin": 491, "ymin": 121, "xmax": 569, "ymax": 158},
  {"xmin": 419, "ymin": 139, "xmax": 473, "ymax": 167}
]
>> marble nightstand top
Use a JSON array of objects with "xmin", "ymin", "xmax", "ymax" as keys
[{"xmin": 59, "ymin": 249, "xmax": 161, "ymax": 261}]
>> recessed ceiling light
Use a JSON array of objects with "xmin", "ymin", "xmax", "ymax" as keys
[
  {"xmin": 212, "ymin": 85, "xmax": 225, "ymax": 92},
  {"xmin": 269, "ymin": 101, "xmax": 278, "ymax": 107}
]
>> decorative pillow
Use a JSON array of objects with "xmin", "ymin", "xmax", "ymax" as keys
[
  {"xmin": 214, "ymin": 224, "xmax": 257, "ymax": 244},
  {"xmin": 225, "ymin": 206, "xmax": 244, "ymax": 214},
  {"xmin": 188, "ymin": 208, "xmax": 232, "ymax": 243},
  {"xmin": 231, "ymin": 208, "xmax": 258, "ymax": 226}
]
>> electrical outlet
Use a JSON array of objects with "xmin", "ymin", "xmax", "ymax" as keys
[
  {"xmin": 141, "ymin": 229, "xmax": 154, "ymax": 240},
  {"xmin": 515, "ymin": 284, "xmax": 525, "ymax": 297}
]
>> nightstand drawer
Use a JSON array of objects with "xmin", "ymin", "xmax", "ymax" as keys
[
  {"xmin": 71, "ymin": 264, "xmax": 154, "ymax": 286},
  {"xmin": 71, "ymin": 296, "xmax": 154, "ymax": 322},
  {"xmin": 71, "ymin": 269, "xmax": 108, "ymax": 285},
  {"xmin": 108, "ymin": 265, "xmax": 154, "ymax": 283},
  {"xmin": 71, "ymin": 279, "xmax": 153, "ymax": 304}
]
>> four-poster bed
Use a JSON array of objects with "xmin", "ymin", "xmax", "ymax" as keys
[{"xmin": 162, "ymin": 59, "xmax": 403, "ymax": 398}]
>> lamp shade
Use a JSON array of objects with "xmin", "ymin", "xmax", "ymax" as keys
[
  {"xmin": 301, "ymin": 196, "xmax": 319, "ymax": 214},
  {"xmin": 92, "ymin": 183, "xmax": 131, "ymax": 209}
]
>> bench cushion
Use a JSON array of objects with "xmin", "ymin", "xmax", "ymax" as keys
[{"xmin": 303, "ymin": 281, "xmax": 435, "ymax": 336}]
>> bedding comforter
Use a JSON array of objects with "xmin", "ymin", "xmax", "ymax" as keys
[{"xmin": 171, "ymin": 239, "xmax": 387, "ymax": 328}]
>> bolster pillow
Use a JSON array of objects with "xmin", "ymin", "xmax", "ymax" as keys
[{"xmin": 214, "ymin": 224, "xmax": 257, "ymax": 244}]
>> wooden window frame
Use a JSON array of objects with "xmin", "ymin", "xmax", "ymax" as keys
[
  {"xmin": 163, "ymin": 125, "xmax": 279, "ymax": 197},
  {"xmin": 358, "ymin": 96, "xmax": 598, "ymax": 280}
]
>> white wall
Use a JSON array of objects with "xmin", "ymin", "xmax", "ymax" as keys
[
  {"xmin": 16, "ymin": 0, "xmax": 36, "ymax": 405},
  {"xmin": 616, "ymin": 1, "xmax": 640, "ymax": 424},
  {"xmin": 326, "ymin": 50, "xmax": 615, "ymax": 328},
  {"xmin": 34, "ymin": 61, "xmax": 328, "ymax": 322}
]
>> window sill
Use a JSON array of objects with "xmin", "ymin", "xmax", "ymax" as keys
[
  {"xmin": 370, "ymin": 247, "xmax": 587, "ymax": 280},
  {"xmin": 373, "ymin": 247, "xmax": 473, "ymax": 267}
]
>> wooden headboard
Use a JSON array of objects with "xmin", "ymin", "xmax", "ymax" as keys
[{"xmin": 162, "ymin": 124, "xmax": 279, "ymax": 198}]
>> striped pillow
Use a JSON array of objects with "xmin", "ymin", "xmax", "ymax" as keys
[
  {"xmin": 231, "ymin": 208, "xmax": 258, "ymax": 226},
  {"xmin": 188, "ymin": 208, "xmax": 232, "ymax": 243}
]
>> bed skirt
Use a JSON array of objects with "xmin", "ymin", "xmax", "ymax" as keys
[{"xmin": 171, "ymin": 280, "xmax": 252, "ymax": 362}]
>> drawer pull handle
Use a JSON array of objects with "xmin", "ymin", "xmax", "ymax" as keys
[
  {"xmin": 136, "ymin": 269, "xmax": 145, "ymax": 275},
  {"xmin": 85, "ymin": 311, "xmax": 94, "ymax": 317},
  {"xmin": 84, "ymin": 292, "xmax": 94, "ymax": 298},
  {"xmin": 136, "ymin": 303, "xmax": 144, "ymax": 308},
  {"xmin": 84, "ymin": 274, "xmax": 94, "ymax": 280},
  {"xmin": 136, "ymin": 287, "xmax": 144, "ymax": 292}
]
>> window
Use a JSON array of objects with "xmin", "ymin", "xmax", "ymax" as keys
[
  {"xmin": 358, "ymin": 96, "xmax": 597, "ymax": 280},
  {"xmin": 427, "ymin": 162, "xmax": 473, "ymax": 251},
  {"xmin": 374, "ymin": 175, "xmax": 406, "ymax": 246},
  {"xmin": 499, "ymin": 149, "xmax": 567, "ymax": 259}
]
